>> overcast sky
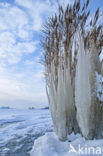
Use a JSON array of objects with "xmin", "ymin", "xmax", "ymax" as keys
[{"xmin": 0, "ymin": 0, "xmax": 102, "ymax": 109}]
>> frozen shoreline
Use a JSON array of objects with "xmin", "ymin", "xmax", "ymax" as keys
[{"xmin": 0, "ymin": 108, "xmax": 53, "ymax": 156}]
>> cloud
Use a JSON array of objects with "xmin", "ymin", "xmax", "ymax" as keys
[
  {"xmin": 0, "ymin": 0, "xmax": 73, "ymax": 108},
  {"xmin": 0, "ymin": 61, "xmax": 47, "ymax": 108},
  {"xmin": 0, "ymin": 32, "xmax": 38, "ymax": 64},
  {"xmin": 0, "ymin": 0, "xmax": 47, "ymax": 108},
  {"xmin": 15, "ymin": 0, "xmax": 52, "ymax": 31},
  {"xmin": 0, "ymin": 6, "xmax": 28, "ymax": 30}
]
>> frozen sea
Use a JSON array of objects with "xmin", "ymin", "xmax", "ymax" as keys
[{"xmin": 0, "ymin": 108, "xmax": 53, "ymax": 156}]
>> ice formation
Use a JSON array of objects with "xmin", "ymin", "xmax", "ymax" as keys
[
  {"xmin": 75, "ymin": 31, "xmax": 92, "ymax": 139},
  {"xmin": 42, "ymin": 0, "xmax": 103, "ymax": 141},
  {"xmin": 46, "ymin": 43, "xmax": 78, "ymax": 141},
  {"xmin": 46, "ymin": 30, "xmax": 103, "ymax": 140}
]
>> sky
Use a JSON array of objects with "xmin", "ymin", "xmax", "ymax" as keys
[{"xmin": 0, "ymin": 0, "xmax": 102, "ymax": 109}]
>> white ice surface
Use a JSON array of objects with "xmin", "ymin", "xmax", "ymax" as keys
[
  {"xmin": 30, "ymin": 132, "xmax": 103, "ymax": 156},
  {"xmin": 0, "ymin": 108, "xmax": 53, "ymax": 151}
]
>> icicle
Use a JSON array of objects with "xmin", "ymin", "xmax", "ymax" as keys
[
  {"xmin": 64, "ymin": 64, "xmax": 77, "ymax": 134},
  {"xmin": 75, "ymin": 30, "xmax": 92, "ymax": 139},
  {"xmin": 46, "ymin": 62, "xmax": 57, "ymax": 133},
  {"xmin": 56, "ymin": 62, "xmax": 67, "ymax": 141}
]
